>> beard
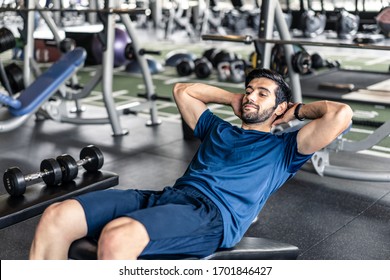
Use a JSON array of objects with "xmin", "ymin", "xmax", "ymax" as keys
[{"xmin": 241, "ymin": 102, "xmax": 276, "ymax": 124}]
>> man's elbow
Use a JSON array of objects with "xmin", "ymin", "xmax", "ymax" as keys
[
  {"xmin": 172, "ymin": 83, "xmax": 183, "ymax": 97},
  {"xmin": 339, "ymin": 104, "xmax": 353, "ymax": 129}
]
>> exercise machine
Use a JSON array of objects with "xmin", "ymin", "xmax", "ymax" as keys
[
  {"xmin": 308, "ymin": 120, "xmax": 390, "ymax": 182},
  {"xmin": 0, "ymin": 47, "xmax": 87, "ymax": 132},
  {"xmin": 1, "ymin": 0, "xmax": 163, "ymax": 136}
]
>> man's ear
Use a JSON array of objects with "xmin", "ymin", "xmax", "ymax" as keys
[{"xmin": 275, "ymin": 101, "xmax": 288, "ymax": 117}]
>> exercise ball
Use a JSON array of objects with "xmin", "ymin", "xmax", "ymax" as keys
[{"xmin": 91, "ymin": 27, "xmax": 132, "ymax": 67}]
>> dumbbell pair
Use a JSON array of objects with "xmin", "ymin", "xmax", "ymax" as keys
[
  {"xmin": 3, "ymin": 145, "xmax": 104, "ymax": 197},
  {"xmin": 176, "ymin": 58, "xmax": 213, "ymax": 79},
  {"xmin": 57, "ymin": 145, "xmax": 104, "ymax": 183}
]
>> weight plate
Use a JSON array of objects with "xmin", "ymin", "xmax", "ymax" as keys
[
  {"xmin": 57, "ymin": 154, "xmax": 78, "ymax": 182},
  {"xmin": 3, "ymin": 167, "xmax": 26, "ymax": 196},
  {"xmin": 40, "ymin": 158, "xmax": 62, "ymax": 185},
  {"xmin": 80, "ymin": 145, "xmax": 104, "ymax": 172}
]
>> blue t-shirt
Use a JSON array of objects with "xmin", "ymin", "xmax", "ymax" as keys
[{"xmin": 173, "ymin": 109, "xmax": 312, "ymax": 248}]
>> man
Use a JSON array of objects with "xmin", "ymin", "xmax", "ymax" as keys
[{"xmin": 29, "ymin": 68, "xmax": 353, "ymax": 260}]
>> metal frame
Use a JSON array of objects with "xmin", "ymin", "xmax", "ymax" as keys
[
  {"xmin": 309, "ymin": 121, "xmax": 390, "ymax": 182},
  {"xmin": 6, "ymin": 0, "xmax": 161, "ymax": 136}
]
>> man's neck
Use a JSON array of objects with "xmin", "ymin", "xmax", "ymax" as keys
[{"xmin": 241, "ymin": 122, "xmax": 272, "ymax": 132}]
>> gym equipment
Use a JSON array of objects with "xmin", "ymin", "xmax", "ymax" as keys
[
  {"xmin": 0, "ymin": 63, "xmax": 25, "ymax": 95},
  {"xmin": 353, "ymin": 33, "xmax": 385, "ymax": 44},
  {"xmin": 0, "ymin": 27, "xmax": 16, "ymax": 53},
  {"xmin": 0, "ymin": 47, "xmax": 86, "ymax": 119},
  {"xmin": 193, "ymin": 58, "xmax": 213, "ymax": 79},
  {"xmin": 212, "ymin": 50, "xmax": 239, "ymax": 69},
  {"xmin": 126, "ymin": 58, "xmax": 164, "ymax": 75},
  {"xmin": 3, "ymin": 159, "xmax": 62, "ymax": 197},
  {"xmin": 0, "ymin": 6, "xmax": 152, "ymax": 14},
  {"xmin": 124, "ymin": 43, "xmax": 164, "ymax": 75},
  {"xmin": 163, "ymin": 0, "xmax": 196, "ymax": 40},
  {"xmin": 217, "ymin": 60, "xmax": 246, "ymax": 83},
  {"xmin": 93, "ymin": 27, "xmax": 132, "ymax": 67},
  {"xmin": 308, "ymin": 119, "xmax": 390, "ymax": 182},
  {"xmin": 202, "ymin": 47, "xmax": 219, "ymax": 66},
  {"xmin": 165, "ymin": 49, "xmax": 197, "ymax": 67},
  {"xmin": 8, "ymin": 0, "xmax": 162, "ymax": 136},
  {"xmin": 34, "ymin": 38, "xmax": 63, "ymax": 63},
  {"xmin": 202, "ymin": 34, "xmax": 390, "ymax": 51},
  {"xmin": 310, "ymin": 53, "xmax": 340, "ymax": 70},
  {"xmin": 193, "ymin": 0, "xmax": 227, "ymax": 37},
  {"xmin": 0, "ymin": 171, "xmax": 119, "ymax": 229},
  {"xmin": 270, "ymin": 44, "xmax": 312, "ymax": 77},
  {"xmin": 336, "ymin": 8, "xmax": 360, "ymax": 39},
  {"xmin": 56, "ymin": 145, "xmax": 104, "ymax": 183},
  {"xmin": 175, "ymin": 57, "xmax": 213, "ymax": 79},
  {"xmin": 0, "ymin": 27, "xmax": 25, "ymax": 95},
  {"xmin": 124, "ymin": 44, "xmax": 161, "ymax": 60},
  {"xmin": 67, "ymin": 28, "xmax": 132, "ymax": 67},
  {"xmin": 69, "ymin": 236, "xmax": 299, "ymax": 260},
  {"xmin": 222, "ymin": 9, "xmax": 250, "ymax": 34},
  {"xmin": 176, "ymin": 58, "xmax": 196, "ymax": 76},
  {"xmin": 300, "ymin": 3, "xmax": 326, "ymax": 38},
  {"xmin": 317, "ymin": 82, "xmax": 390, "ymax": 94}
]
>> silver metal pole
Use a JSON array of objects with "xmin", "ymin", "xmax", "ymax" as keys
[
  {"xmin": 102, "ymin": 0, "xmax": 128, "ymax": 136},
  {"xmin": 274, "ymin": 1, "xmax": 302, "ymax": 103},
  {"xmin": 257, "ymin": 0, "xmax": 275, "ymax": 69},
  {"xmin": 120, "ymin": 11, "xmax": 161, "ymax": 126},
  {"xmin": 23, "ymin": 0, "xmax": 35, "ymax": 87}
]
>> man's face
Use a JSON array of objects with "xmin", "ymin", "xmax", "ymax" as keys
[{"xmin": 241, "ymin": 77, "xmax": 278, "ymax": 124}]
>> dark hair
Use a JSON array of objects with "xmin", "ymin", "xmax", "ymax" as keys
[{"xmin": 245, "ymin": 68, "xmax": 292, "ymax": 105}]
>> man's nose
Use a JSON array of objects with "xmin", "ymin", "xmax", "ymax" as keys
[{"xmin": 246, "ymin": 91, "xmax": 257, "ymax": 103}]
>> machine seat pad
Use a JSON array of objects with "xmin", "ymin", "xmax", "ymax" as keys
[
  {"xmin": 69, "ymin": 236, "xmax": 299, "ymax": 260},
  {"xmin": 0, "ymin": 170, "xmax": 118, "ymax": 229},
  {"xmin": 9, "ymin": 47, "xmax": 86, "ymax": 116}
]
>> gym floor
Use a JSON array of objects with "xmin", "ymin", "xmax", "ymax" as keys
[{"xmin": 1, "ymin": 27, "xmax": 390, "ymax": 260}]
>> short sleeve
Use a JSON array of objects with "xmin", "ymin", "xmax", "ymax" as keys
[
  {"xmin": 193, "ymin": 109, "xmax": 223, "ymax": 141},
  {"xmin": 282, "ymin": 130, "xmax": 314, "ymax": 173}
]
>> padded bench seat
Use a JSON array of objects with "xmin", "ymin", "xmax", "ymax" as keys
[
  {"xmin": 0, "ymin": 170, "xmax": 119, "ymax": 229},
  {"xmin": 69, "ymin": 236, "xmax": 299, "ymax": 260}
]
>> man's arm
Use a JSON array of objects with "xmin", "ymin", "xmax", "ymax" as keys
[
  {"xmin": 274, "ymin": 101, "xmax": 353, "ymax": 155},
  {"xmin": 172, "ymin": 83, "xmax": 243, "ymax": 130}
]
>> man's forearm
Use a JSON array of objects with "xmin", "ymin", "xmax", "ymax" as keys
[
  {"xmin": 297, "ymin": 101, "xmax": 351, "ymax": 122},
  {"xmin": 173, "ymin": 83, "xmax": 237, "ymax": 106}
]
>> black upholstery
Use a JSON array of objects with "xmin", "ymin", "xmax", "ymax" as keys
[
  {"xmin": 0, "ymin": 170, "xmax": 119, "ymax": 229},
  {"xmin": 68, "ymin": 236, "xmax": 299, "ymax": 260}
]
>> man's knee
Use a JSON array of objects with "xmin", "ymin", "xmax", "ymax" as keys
[
  {"xmin": 39, "ymin": 202, "xmax": 65, "ymax": 230},
  {"xmin": 98, "ymin": 217, "xmax": 150, "ymax": 260},
  {"xmin": 37, "ymin": 200, "xmax": 86, "ymax": 237}
]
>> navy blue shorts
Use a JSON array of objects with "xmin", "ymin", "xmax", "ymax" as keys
[{"xmin": 74, "ymin": 186, "xmax": 223, "ymax": 258}]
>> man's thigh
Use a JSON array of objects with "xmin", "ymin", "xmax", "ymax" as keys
[
  {"xmin": 74, "ymin": 188, "xmax": 158, "ymax": 237},
  {"xmin": 126, "ymin": 189, "xmax": 223, "ymax": 258}
]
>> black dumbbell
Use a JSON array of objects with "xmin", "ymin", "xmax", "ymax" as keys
[
  {"xmin": 56, "ymin": 145, "xmax": 104, "ymax": 183},
  {"xmin": 176, "ymin": 57, "xmax": 213, "ymax": 79},
  {"xmin": 3, "ymin": 158, "xmax": 63, "ymax": 197}
]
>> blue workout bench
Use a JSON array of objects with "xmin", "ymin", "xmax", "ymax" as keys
[{"xmin": 0, "ymin": 47, "xmax": 86, "ymax": 132}]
